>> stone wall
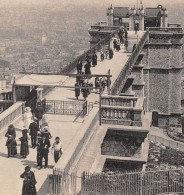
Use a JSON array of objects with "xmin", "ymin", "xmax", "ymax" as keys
[
  {"xmin": 101, "ymin": 133, "xmax": 142, "ymax": 158},
  {"xmin": 170, "ymin": 69, "xmax": 182, "ymax": 113},
  {"xmin": 148, "ymin": 45, "xmax": 170, "ymax": 69},
  {"xmin": 149, "ymin": 69, "xmax": 170, "ymax": 113}
]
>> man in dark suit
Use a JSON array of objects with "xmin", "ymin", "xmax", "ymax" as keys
[
  {"xmin": 29, "ymin": 117, "xmax": 40, "ymax": 148},
  {"xmin": 35, "ymin": 102, "xmax": 44, "ymax": 126},
  {"xmin": 39, "ymin": 134, "xmax": 51, "ymax": 169}
]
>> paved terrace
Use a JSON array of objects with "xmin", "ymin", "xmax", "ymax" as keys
[{"xmin": 0, "ymin": 31, "xmax": 144, "ymax": 195}]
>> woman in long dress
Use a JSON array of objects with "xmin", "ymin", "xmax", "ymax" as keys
[
  {"xmin": 24, "ymin": 107, "xmax": 32, "ymax": 129},
  {"xmin": 5, "ymin": 124, "xmax": 17, "ymax": 157},
  {"xmin": 20, "ymin": 166, "xmax": 37, "ymax": 195},
  {"xmin": 20, "ymin": 129, "xmax": 29, "ymax": 158}
]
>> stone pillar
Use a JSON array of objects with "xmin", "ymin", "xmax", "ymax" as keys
[{"xmin": 143, "ymin": 29, "xmax": 183, "ymax": 127}]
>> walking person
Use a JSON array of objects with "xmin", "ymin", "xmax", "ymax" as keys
[
  {"xmin": 24, "ymin": 107, "xmax": 32, "ymax": 130},
  {"xmin": 75, "ymin": 82, "xmax": 80, "ymax": 100},
  {"xmin": 36, "ymin": 133, "xmax": 42, "ymax": 167},
  {"xmin": 39, "ymin": 134, "xmax": 51, "ymax": 169},
  {"xmin": 19, "ymin": 129, "xmax": 29, "ymax": 158},
  {"xmin": 82, "ymin": 82, "xmax": 88, "ymax": 100},
  {"xmin": 109, "ymin": 48, "xmax": 114, "ymax": 59},
  {"xmin": 51, "ymin": 137, "xmax": 63, "ymax": 163},
  {"xmin": 92, "ymin": 53, "xmax": 97, "ymax": 67},
  {"xmin": 125, "ymin": 39, "xmax": 129, "ymax": 52},
  {"xmin": 35, "ymin": 102, "xmax": 44, "ymax": 126},
  {"xmin": 76, "ymin": 59, "xmax": 82, "ymax": 74},
  {"xmin": 124, "ymin": 27, "xmax": 128, "ymax": 40},
  {"xmin": 84, "ymin": 61, "xmax": 91, "ymax": 75},
  {"xmin": 5, "ymin": 124, "xmax": 17, "ymax": 158},
  {"xmin": 29, "ymin": 117, "xmax": 40, "ymax": 148},
  {"xmin": 113, "ymin": 39, "xmax": 117, "ymax": 50},
  {"xmin": 20, "ymin": 166, "xmax": 37, "ymax": 195},
  {"xmin": 100, "ymin": 49, "xmax": 104, "ymax": 61},
  {"xmin": 42, "ymin": 126, "xmax": 52, "ymax": 140}
]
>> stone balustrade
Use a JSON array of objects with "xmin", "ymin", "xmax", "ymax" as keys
[
  {"xmin": 0, "ymin": 101, "xmax": 25, "ymax": 132},
  {"xmin": 101, "ymin": 96, "xmax": 144, "ymax": 126},
  {"xmin": 101, "ymin": 95, "xmax": 137, "ymax": 107}
]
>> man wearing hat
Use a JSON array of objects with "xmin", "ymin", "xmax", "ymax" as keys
[
  {"xmin": 29, "ymin": 117, "xmax": 40, "ymax": 148},
  {"xmin": 20, "ymin": 166, "xmax": 37, "ymax": 195},
  {"xmin": 39, "ymin": 134, "xmax": 51, "ymax": 168}
]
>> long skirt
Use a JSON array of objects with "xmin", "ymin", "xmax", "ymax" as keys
[
  {"xmin": 7, "ymin": 139, "xmax": 17, "ymax": 156},
  {"xmin": 92, "ymin": 59, "xmax": 97, "ymax": 66},
  {"xmin": 22, "ymin": 183, "xmax": 37, "ymax": 195},
  {"xmin": 20, "ymin": 142, "xmax": 29, "ymax": 157}
]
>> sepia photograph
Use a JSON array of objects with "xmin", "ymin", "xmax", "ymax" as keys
[{"xmin": 0, "ymin": 0, "xmax": 184, "ymax": 194}]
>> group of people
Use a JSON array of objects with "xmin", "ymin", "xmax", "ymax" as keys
[
  {"xmin": 113, "ymin": 25, "xmax": 129, "ymax": 52},
  {"xmin": 5, "ymin": 102, "xmax": 63, "ymax": 195}
]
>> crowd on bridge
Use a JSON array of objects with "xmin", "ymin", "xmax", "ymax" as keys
[
  {"xmin": 5, "ymin": 102, "xmax": 63, "ymax": 194},
  {"xmin": 74, "ymin": 25, "xmax": 132, "ymax": 101}
]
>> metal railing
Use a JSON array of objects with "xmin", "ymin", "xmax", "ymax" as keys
[
  {"xmin": 0, "ymin": 101, "xmax": 25, "ymax": 132},
  {"xmin": 45, "ymin": 100, "xmax": 87, "ymax": 116},
  {"xmin": 60, "ymin": 28, "xmax": 120, "ymax": 74},
  {"xmin": 111, "ymin": 30, "xmax": 149, "ymax": 95},
  {"xmin": 81, "ymin": 169, "xmax": 184, "ymax": 195}
]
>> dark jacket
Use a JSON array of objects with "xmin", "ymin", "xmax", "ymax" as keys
[
  {"xmin": 5, "ymin": 128, "xmax": 16, "ymax": 147},
  {"xmin": 40, "ymin": 139, "xmax": 51, "ymax": 153},
  {"xmin": 29, "ymin": 122, "xmax": 39, "ymax": 135},
  {"xmin": 20, "ymin": 171, "xmax": 37, "ymax": 195},
  {"xmin": 35, "ymin": 105, "xmax": 44, "ymax": 119}
]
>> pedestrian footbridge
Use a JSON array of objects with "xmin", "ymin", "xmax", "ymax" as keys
[{"xmin": 0, "ymin": 29, "xmax": 161, "ymax": 195}]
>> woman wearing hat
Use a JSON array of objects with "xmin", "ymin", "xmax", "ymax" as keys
[
  {"xmin": 24, "ymin": 107, "xmax": 33, "ymax": 130},
  {"xmin": 5, "ymin": 124, "xmax": 17, "ymax": 157},
  {"xmin": 20, "ymin": 166, "xmax": 37, "ymax": 195}
]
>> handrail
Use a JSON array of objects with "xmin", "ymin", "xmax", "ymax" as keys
[
  {"xmin": 111, "ymin": 30, "xmax": 149, "ymax": 95},
  {"xmin": 0, "ymin": 101, "xmax": 25, "ymax": 132},
  {"xmin": 60, "ymin": 28, "xmax": 120, "ymax": 74}
]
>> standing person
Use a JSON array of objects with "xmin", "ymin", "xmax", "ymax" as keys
[
  {"xmin": 51, "ymin": 137, "xmax": 63, "ymax": 163},
  {"xmin": 76, "ymin": 59, "xmax": 82, "ymax": 74},
  {"xmin": 40, "ymin": 114, "xmax": 49, "ymax": 131},
  {"xmin": 92, "ymin": 53, "xmax": 97, "ymax": 67},
  {"xmin": 42, "ymin": 126, "xmax": 52, "ymax": 140},
  {"xmin": 29, "ymin": 117, "xmax": 40, "ymax": 148},
  {"xmin": 132, "ymin": 44, "xmax": 137, "ymax": 52},
  {"xmin": 84, "ymin": 61, "xmax": 91, "ymax": 75},
  {"xmin": 40, "ymin": 134, "xmax": 51, "ymax": 169},
  {"xmin": 82, "ymin": 83, "xmax": 88, "ymax": 100},
  {"xmin": 5, "ymin": 124, "xmax": 17, "ymax": 158},
  {"xmin": 135, "ymin": 23, "xmax": 139, "ymax": 34},
  {"xmin": 75, "ymin": 82, "xmax": 80, "ymax": 100},
  {"xmin": 100, "ymin": 49, "xmax": 104, "ymax": 61},
  {"xmin": 36, "ymin": 133, "xmax": 42, "ymax": 167},
  {"xmin": 113, "ymin": 39, "xmax": 117, "ymax": 50},
  {"xmin": 35, "ymin": 102, "xmax": 44, "ymax": 126},
  {"xmin": 125, "ymin": 39, "xmax": 129, "ymax": 52},
  {"xmin": 24, "ymin": 107, "xmax": 32, "ymax": 130},
  {"xmin": 124, "ymin": 27, "xmax": 128, "ymax": 40},
  {"xmin": 20, "ymin": 166, "xmax": 37, "ymax": 195},
  {"xmin": 19, "ymin": 129, "xmax": 29, "ymax": 158},
  {"xmin": 109, "ymin": 48, "xmax": 114, "ymax": 59}
]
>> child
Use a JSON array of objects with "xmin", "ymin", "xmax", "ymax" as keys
[
  {"xmin": 19, "ymin": 129, "xmax": 29, "ymax": 158},
  {"xmin": 51, "ymin": 137, "xmax": 63, "ymax": 163},
  {"xmin": 24, "ymin": 107, "xmax": 32, "ymax": 129}
]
